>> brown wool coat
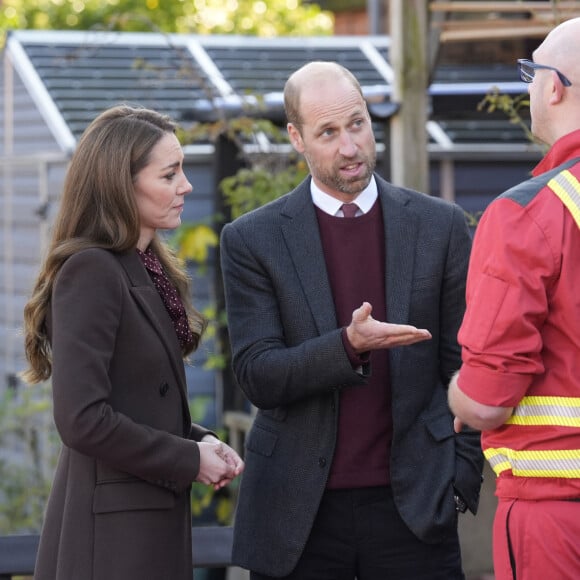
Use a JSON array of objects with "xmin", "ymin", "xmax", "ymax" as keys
[{"xmin": 34, "ymin": 248, "xmax": 210, "ymax": 580}]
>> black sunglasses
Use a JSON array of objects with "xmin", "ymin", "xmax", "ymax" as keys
[{"xmin": 517, "ymin": 58, "xmax": 572, "ymax": 87}]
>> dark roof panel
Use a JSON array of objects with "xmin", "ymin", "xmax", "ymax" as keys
[
  {"xmin": 19, "ymin": 39, "xmax": 220, "ymax": 138},
  {"xmin": 204, "ymin": 44, "xmax": 388, "ymax": 94},
  {"xmin": 6, "ymin": 30, "xmax": 532, "ymax": 152}
]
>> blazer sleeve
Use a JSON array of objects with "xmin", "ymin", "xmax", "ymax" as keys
[
  {"xmin": 442, "ymin": 206, "xmax": 484, "ymax": 514},
  {"xmin": 50, "ymin": 249, "xmax": 201, "ymax": 493},
  {"xmin": 220, "ymin": 220, "xmax": 367, "ymax": 410}
]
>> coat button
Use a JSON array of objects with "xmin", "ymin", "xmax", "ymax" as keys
[
  {"xmin": 159, "ymin": 382, "xmax": 170, "ymax": 397},
  {"xmin": 318, "ymin": 457, "xmax": 327, "ymax": 468}
]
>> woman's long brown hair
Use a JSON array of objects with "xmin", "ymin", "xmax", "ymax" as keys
[{"xmin": 22, "ymin": 105, "xmax": 206, "ymax": 384}]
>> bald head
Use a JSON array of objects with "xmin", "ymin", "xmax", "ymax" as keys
[
  {"xmin": 284, "ymin": 61, "xmax": 363, "ymax": 132},
  {"xmin": 534, "ymin": 17, "xmax": 580, "ymax": 74},
  {"xmin": 529, "ymin": 17, "xmax": 580, "ymax": 146}
]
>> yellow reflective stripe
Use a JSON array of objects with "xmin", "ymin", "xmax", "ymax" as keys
[
  {"xmin": 485, "ymin": 449, "xmax": 512, "ymax": 475},
  {"xmin": 519, "ymin": 396, "xmax": 580, "ymax": 407},
  {"xmin": 548, "ymin": 169, "xmax": 580, "ymax": 229},
  {"xmin": 506, "ymin": 396, "xmax": 580, "ymax": 427},
  {"xmin": 485, "ymin": 447, "xmax": 580, "ymax": 478}
]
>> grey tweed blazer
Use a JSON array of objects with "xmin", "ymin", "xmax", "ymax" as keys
[{"xmin": 220, "ymin": 174, "xmax": 483, "ymax": 577}]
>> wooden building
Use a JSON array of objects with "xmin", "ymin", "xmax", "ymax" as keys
[{"xmin": 1, "ymin": 29, "xmax": 540, "ymax": 421}]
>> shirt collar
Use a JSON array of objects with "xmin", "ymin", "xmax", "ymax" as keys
[{"xmin": 310, "ymin": 176, "xmax": 378, "ymax": 216}]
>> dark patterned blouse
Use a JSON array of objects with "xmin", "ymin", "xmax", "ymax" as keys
[{"xmin": 137, "ymin": 247, "xmax": 194, "ymax": 352}]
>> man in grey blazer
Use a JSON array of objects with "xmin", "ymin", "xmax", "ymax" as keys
[{"xmin": 220, "ymin": 61, "xmax": 483, "ymax": 579}]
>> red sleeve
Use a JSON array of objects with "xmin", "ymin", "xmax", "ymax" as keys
[{"xmin": 457, "ymin": 197, "xmax": 556, "ymax": 407}]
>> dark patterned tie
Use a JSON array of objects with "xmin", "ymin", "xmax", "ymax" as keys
[{"xmin": 341, "ymin": 203, "xmax": 359, "ymax": 218}]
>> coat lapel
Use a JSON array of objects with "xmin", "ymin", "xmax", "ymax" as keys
[
  {"xmin": 280, "ymin": 181, "xmax": 338, "ymax": 335},
  {"xmin": 115, "ymin": 251, "xmax": 189, "ymax": 397}
]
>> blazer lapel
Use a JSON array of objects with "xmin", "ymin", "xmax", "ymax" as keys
[
  {"xmin": 379, "ymin": 180, "xmax": 417, "ymax": 327},
  {"xmin": 378, "ymin": 179, "xmax": 418, "ymax": 379},
  {"xmin": 279, "ymin": 178, "xmax": 419, "ymax": 336},
  {"xmin": 280, "ymin": 182, "xmax": 338, "ymax": 335}
]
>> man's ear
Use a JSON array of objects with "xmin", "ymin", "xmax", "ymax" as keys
[
  {"xmin": 549, "ymin": 70, "xmax": 566, "ymax": 105},
  {"xmin": 287, "ymin": 123, "xmax": 304, "ymax": 153}
]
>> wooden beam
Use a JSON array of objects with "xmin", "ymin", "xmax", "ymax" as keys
[
  {"xmin": 430, "ymin": 1, "xmax": 580, "ymax": 13},
  {"xmin": 440, "ymin": 25, "xmax": 554, "ymax": 42},
  {"xmin": 390, "ymin": 0, "xmax": 430, "ymax": 193},
  {"xmin": 430, "ymin": 0, "xmax": 580, "ymax": 42}
]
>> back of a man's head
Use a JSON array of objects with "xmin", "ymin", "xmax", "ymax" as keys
[{"xmin": 531, "ymin": 17, "xmax": 580, "ymax": 146}]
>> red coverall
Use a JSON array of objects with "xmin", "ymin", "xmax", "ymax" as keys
[{"xmin": 457, "ymin": 130, "xmax": 580, "ymax": 580}]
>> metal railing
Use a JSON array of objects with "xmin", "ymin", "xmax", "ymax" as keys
[{"xmin": 0, "ymin": 526, "xmax": 233, "ymax": 579}]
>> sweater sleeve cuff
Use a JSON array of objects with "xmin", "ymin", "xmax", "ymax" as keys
[{"xmin": 341, "ymin": 327, "xmax": 370, "ymax": 370}]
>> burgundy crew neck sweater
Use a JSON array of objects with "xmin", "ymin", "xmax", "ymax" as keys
[{"xmin": 315, "ymin": 200, "xmax": 392, "ymax": 489}]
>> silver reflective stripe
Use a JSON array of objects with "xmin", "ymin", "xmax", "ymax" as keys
[
  {"xmin": 506, "ymin": 396, "xmax": 580, "ymax": 428},
  {"xmin": 485, "ymin": 447, "xmax": 580, "ymax": 478}
]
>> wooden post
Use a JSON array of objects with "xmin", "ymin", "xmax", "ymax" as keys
[
  {"xmin": 389, "ymin": 0, "xmax": 430, "ymax": 193},
  {"xmin": 213, "ymin": 134, "xmax": 248, "ymax": 415}
]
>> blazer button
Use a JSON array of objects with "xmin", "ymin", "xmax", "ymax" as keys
[
  {"xmin": 318, "ymin": 457, "xmax": 327, "ymax": 468},
  {"xmin": 159, "ymin": 382, "xmax": 170, "ymax": 397}
]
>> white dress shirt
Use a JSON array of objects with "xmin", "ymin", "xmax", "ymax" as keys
[{"xmin": 310, "ymin": 177, "xmax": 378, "ymax": 217}]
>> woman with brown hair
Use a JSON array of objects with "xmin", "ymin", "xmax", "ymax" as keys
[{"xmin": 23, "ymin": 104, "xmax": 243, "ymax": 580}]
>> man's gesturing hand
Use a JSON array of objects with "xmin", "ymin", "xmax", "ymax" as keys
[{"xmin": 346, "ymin": 302, "xmax": 432, "ymax": 354}]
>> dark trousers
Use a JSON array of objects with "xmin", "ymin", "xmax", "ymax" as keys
[{"xmin": 250, "ymin": 486, "xmax": 464, "ymax": 580}]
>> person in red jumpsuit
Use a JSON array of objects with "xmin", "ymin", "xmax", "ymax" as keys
[{"xmin": 449, "ymin": 16, "xmax": 580, "ymax": 580}]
